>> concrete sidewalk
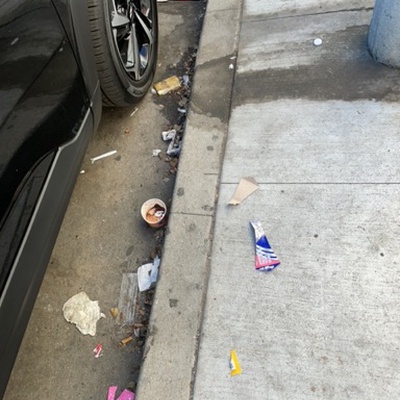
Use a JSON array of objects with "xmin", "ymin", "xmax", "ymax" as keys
[{"xmin": 138, "ymin": 0, "xmax": 400, "ymax": 399}]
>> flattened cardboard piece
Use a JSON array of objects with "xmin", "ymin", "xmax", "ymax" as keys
[{"xmin": 228, "ymin": 177, "xmax": 259, "ymax": 205}]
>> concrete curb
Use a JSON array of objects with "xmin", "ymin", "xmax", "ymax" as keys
[{"xmin": 136, "ymin": 1, "xmax": 244, "ymax": 399}]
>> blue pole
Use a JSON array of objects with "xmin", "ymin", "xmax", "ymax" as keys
[{"xmin": 368, "ymin": 0, "xmax": 400, "ymax": 68}]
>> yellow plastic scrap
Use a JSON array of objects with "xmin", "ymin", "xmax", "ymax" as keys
[
  {"xmin": 230, "ymin": 350, "xmax": 242, "ymax": 376},
  {"xmin": 154, "ymin": 76, "xmax": 181, "ymax": 95},
  {"xmin": 110, "ymin": 307, "xmax": 119, "ymax": 318}
]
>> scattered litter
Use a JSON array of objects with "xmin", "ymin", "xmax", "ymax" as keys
[
  {"xmin": 250, "ymin": 221, "xmax": 280, "ymax": 271},
  {"xmin": 177, "ymin": 107, "xmax": 186, "ymax": 114},
  {"xmin": 157, "ymin": 0, "xmax": 168, "ymax": 2},
  {"xmin": 229, "ymin": 63, "xmax": 234, "ymax": 70},
  {"xmin": 162, "ymin": 129, "xmax": 176, "ymax": 141},
  {"xmin": 10, "ymin": 37, "xmax": 19, "ymax": 46},
  {"xmin": 141, "ymin": 199, "xmax": 167, "ymax": 228},
  {"xmin": 154, "ymin": 75, "xmax": 181, "ymax": 95},
  {"xmin": 107, "ymin": 386, "xmax": 118, "ymax": 400},
  {"xmin": 179, "ymin": 98, "xmax": 188, "ymax": 107},
  {"xmin": 182, "ymin": 74, "xmax": 190, "ymax": 86},
  {"xmin": 167, "ymin": 142, "xmax": 181, "ymax": 157},
  {"xmin": 230, "ymin": 350, "xmax": 242, "ymax": 376},
  {"xmin": 230, "ymin": 55, "xmax": 237, "ymax": 60},
  {"xmin": 110, "ymin": 307, "xmax": 119, "ymax": 318},
  {"xmin": 107, "ymin": 387, "xmax": 135, "ymax": 400},
  {"xmin": 161, "ymin": 129, "xmax": 181, "ymax": 157},
  {"xmin": 119, "ymin": 336, "xmax": 133, "ymax": 347},
  {"xmin": 138, "ymin": 256, "xmax": 160, "ymax": 292},
  {"xmin": 93, "ymin": 344, "xmax": 103, "ymax": 358},
  {"xmin": 313, "ymin": 38, "xmax": 323, "ymax": 46},
  {"xmin": 90, "ymin": 150, "xmax": 117, "ymax": 164},
  {"xmin": 130, "ymin": 107, "xmax": 138, "ymax": 117},
  {"xmin": 62, "ymin": 291, "xmax": 105, "ymax": 336},
  {"xmin": 117, "ymin": 389, "xmax": 135, "ymax": 400},
  {"xmin": 116, "ymin": 273, "xmax": 138, "ymax": 325},
  {"xmin": 228, "ymin": 177, "xmax": 259, "ymax": 205},
  {"xmin": 151, "ymin": 87, "xmax": 157, "ymax": 94},
  {"xmin": 152, "ymin": 149, "xmax": 162, "ymax": 157},
  {"xmin": 80, "ymin": 170, "xmax": 85, "ymax": 174}
]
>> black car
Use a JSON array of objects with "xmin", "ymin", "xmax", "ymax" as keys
[{"xmin": 0, "ymin": 0, "xmax": 158, "ymax": 395}]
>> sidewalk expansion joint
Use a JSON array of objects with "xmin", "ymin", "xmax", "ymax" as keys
[
  {"xmin": 226, "ymin": 182, "xmax": 400, "ymax": 185},
  {"xmin": 171, "ymin": 211, "xmax": 214, "ymax": 217},
  {"xmin": 243, "ymin": 7, "xmax": 374, "ymax": 23}
]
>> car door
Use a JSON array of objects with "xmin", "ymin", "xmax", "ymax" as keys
[{"xmin": 0, "ymin": 0, "xmax": 91, "ymax": 394}]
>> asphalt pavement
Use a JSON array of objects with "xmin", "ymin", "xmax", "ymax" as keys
[{"xmin": 137, "ymin": 0, "xmax": 400, "ymax": 399}]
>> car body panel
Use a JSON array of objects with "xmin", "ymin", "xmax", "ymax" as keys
[{"xmin": 0, "ymin": 0, "xmax": 102, "ymax": 395}]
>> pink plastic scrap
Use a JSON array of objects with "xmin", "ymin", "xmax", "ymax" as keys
[
  {"xmin": 93, "ymin": 344, "xmax": 103, "ymax": 358},
  {"xmin": 250, "ymin": 221, "xmax": 280, "ymax": 271},
  {"xmin": 107, "ymin": 386, "xmax": 117, "ymax": 400},
  {"xmin": 117, "ymin": 389, "xmax": 135, "ymax": 400},
  {"xmin": 107, "ymin": 387, "xmax": 135, "ymax": 400}
]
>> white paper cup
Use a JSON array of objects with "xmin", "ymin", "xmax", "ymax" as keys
[{"xmin": 141, "ymin": 198, "xmax": 168, "ymax": 228}]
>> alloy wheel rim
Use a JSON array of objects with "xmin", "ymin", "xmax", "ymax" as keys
[{"xmin": 110, "ymin": 0, "xmax": 155, "ymax": 81}]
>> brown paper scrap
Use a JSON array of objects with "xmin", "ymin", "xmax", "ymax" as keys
[{"xmin": 228, "ymin": 177, "xmax": 259, "ymax": 205}]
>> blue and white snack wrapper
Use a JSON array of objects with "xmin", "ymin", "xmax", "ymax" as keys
[{"xmin": 250, "ymin": 221, "xmax": 280, "ymax": 271}]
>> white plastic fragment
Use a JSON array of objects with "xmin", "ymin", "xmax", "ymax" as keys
[
  {"xmin": 167, "ymin": 144, "xmax": 181, "ymax": 157},
  {"xmin": 62, "ymin": 291, "xmax": 105, "ymax": 336},
  {"xmin": 177, "ymin": 108, "xmax": 186, "ymax": 114},
  {"xmin": 182, "ymin": 74, "xmax": 190, "ymax": 86},
  {"xmin": 153, "ymin": 149, "xmax": 162, "ymax": 157},
  {"xmin": 162, "ymin": 129, "xmax": 176, "ymax": 141},
  {"xmin": 90, "ymin": 150, "xmax": 117, "ymax": 164},
  {"xmin": 161, "ymin": 129, "xmax": 181, "ymax": 156},
  {"xmin": 138, "ymin": 256, "xmax": 161, "ymax": 292},
  {"xmin": 130, "ymin": 107, "xmax": 138, "ymax": 117},
  {"xmin": 313, "ymin": 38, "xmax": 323, "ymax": 46},
  {"xmin": 229, "ymin": 64, "xmax": 234, "ymax": 70}
]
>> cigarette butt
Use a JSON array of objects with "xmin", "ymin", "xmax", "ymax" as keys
[
  {"xmin": 119, "ymin": 336, "xmax": 133, "ymax": 347},
  {"xmin": 90, "ymin": 150, "xmax": 117, "ymax": 164}
]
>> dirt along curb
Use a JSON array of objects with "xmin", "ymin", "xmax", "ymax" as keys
[{"xmin": 136, "ymin": 1, "xmax": 244, "ymax": 399}]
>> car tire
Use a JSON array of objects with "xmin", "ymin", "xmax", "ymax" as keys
[{"xmin": 87, "ymin": 0, "xmax": 158, "ymax": 107}]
